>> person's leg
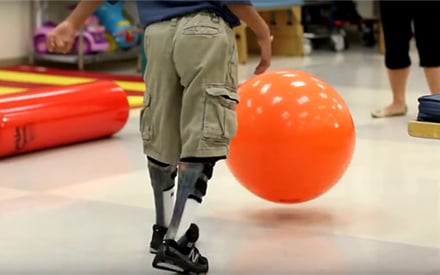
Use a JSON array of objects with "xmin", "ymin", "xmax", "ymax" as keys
[
  {"xmin": 413, "ymin": 1, "xmax": 440, "ymax": 94},
  {"xmin": 423, "ymin": 68, "xmax": 440, "ymax": 93},
  {"xmin": 382, "ymin": 67, "xmax": 410, "ymax": 110},
  {"xmin": 141, "ymin": 20, "xmax": 198, "ymax": 254},
  {"xmin": 372, "ymin": 1, "xmax": 413, "ymax": 118},
  {"xmin": 153, "ymin": 11, "xmax": 239, "ymax": 274}
]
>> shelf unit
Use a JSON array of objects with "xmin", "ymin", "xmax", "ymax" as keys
[{"xmin": 28, "ymin": 0, "xmax": 141, "ymax": 71}]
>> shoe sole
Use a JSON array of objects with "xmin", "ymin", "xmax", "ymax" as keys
[
  {"xmin": 153, "ymin": 260, "xmax": 185, "ymax": 273},
  {"xmin": 152, "ymin": 247, "xmax": 208, "ymax": 275},
  {"xmin": 153, "ymin": 261, "xmax": 207, "ymax": 275}
]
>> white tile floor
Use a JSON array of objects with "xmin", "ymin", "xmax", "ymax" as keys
[{"xmin": 1, "ymin": 46, "xmax": 440, "ymax": 274}]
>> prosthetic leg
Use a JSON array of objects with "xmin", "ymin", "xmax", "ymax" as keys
[
  {"xmin": 147, "ymin": 159, "xmax": 177, "ymax": 253},
  {"xmin": 153, "ymin": 161, "xmax": 214, "ymax": 274},
  {"xmin": 147, "ymin": 158, "xmax": 201, "ymax": 254}
]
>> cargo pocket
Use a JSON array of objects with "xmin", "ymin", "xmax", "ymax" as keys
[
  {"xmin": 139, "ymin": 93, "xmax": 153, "ymax": 141},
  {"xmin": 203, "ymin": 86, "xmax": 239, "ymax": 143}
]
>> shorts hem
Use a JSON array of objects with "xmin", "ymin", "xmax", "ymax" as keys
[
  {"xmin": 143, "ymin": 147, "xmax": 178, "ymax": 165},
  {"xmin": 180, "ymin": 147, "xmax": 228, "ymax": 160}
]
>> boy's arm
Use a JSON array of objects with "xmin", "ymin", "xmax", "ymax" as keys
[
  {"xmin": 225, "ymin": 2, "xmax": 272, "ymax": 74},
  {"xmin": 47, "ymin": 0, "xmax": 106, "ymax": 53},
  {"xmin": 65, "ymin": 0, "xmax": 105, "ymax": 30}
]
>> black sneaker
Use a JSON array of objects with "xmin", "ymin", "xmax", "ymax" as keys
[
  {"xmin": 152, "ymin": 239, "xmax": 209, "ymax": 274},
  {"xmin": 150, "ymin": 223, "xmax": 199, "ymax": 254}
]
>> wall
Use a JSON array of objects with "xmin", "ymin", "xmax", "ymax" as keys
[{"xmin": 0, "ymin": 1, "xmax": 31, "ymax": 61}]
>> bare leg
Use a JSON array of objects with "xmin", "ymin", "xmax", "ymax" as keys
[
  {"xmin": 423, "ymin": 67, "xmax": 440, "ymax": 94},
  {"xmin": 372, "ymin": 67, "xmax": 410, "ymax": 118}
]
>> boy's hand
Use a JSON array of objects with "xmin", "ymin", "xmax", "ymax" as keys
[
  {"xmin": 45, "ymin": 0, "xmax": 104, "ymax": 53},
  {"xmin": 226, "ymin": 4, "xmax": 272, "ymax": 74},
  {"xmin": 255, "ymin": 34, "xmax": 273, "ymax": 75},
  {"xmin": 47, "ymin": 20, "xmax": 77, "ymax": 54}
]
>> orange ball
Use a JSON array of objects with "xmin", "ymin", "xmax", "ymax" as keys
[{"xmin": 227, "ymin": 70, "xmax": 356, "ymax": 203}]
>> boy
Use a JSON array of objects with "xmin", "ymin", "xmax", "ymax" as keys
[{"xmin": 47, "ymin": 1, "xmax": 271, "ymax": 274}]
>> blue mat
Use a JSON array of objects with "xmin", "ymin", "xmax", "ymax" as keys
[{"xmin": 417, "ymin": 94, "xmax": 440, "ymax": 123}]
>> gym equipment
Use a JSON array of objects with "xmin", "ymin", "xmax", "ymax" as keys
[
  {"xmin": 0, "ymin": 81, "xmax": 129, "ymax": 158},
  {"xmin": 408, "ymin": 94, "xmax": 440, "ymax": 139},
  {"xmin": 94, "ymin": 1, "xmax": 141, "ymax": 50},
  {"xmin": 226, "ymin": 70, "xmax": 356, "ymax": 203},
  {"xmin": 408, "ymin": 120, "xmax": 440, "ymax": 139},
  {"xmin": 0, "ymin": 65, "xmax": 144, "ymax": 108}
]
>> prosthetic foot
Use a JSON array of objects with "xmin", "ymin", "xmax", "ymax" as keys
[
  {"xmin": 152, "ymin": 162, "xmax": 213, "ymax": 274},
  {"xmin": 152, "ymin": 238, "xmax": 208, "ymax": 274},
  {"xmin": 150, "ymin": 223, "xmax": 199, "ymax": 254}
]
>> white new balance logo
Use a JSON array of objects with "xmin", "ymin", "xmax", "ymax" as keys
[{"xmin": 188, "ymin": 249, "xmax": 199, "ymax": 262}]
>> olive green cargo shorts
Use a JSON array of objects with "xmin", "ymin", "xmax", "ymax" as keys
[{"xmin": 140, "ymin": 11, "xmax": 239, "ymax": 164}]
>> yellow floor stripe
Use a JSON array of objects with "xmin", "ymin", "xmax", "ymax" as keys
[
  {"xmin": 0, "ymin": 86, "xmax": 27, "ymax": 95},
  {"xmin": 0, "ymin": 70, "xmax": 145, "ymax": 108},
  {"xmin": 0, "ymin": 70, "xmax": 93, "ymax": 86},
  {"xmin": 114, "ymin": 80, "xmax": 145, "ymax": 92},
  {"xmin": 0, "ymin": 70, "xmax": 146, "ymax": 93},
  {"xmin": 127, "ymin": 96, "xmax": 143, "ymax": 107},
  {"xmin": 1, "ymin": 85, "xmax": 144, "ymax": 108}
]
